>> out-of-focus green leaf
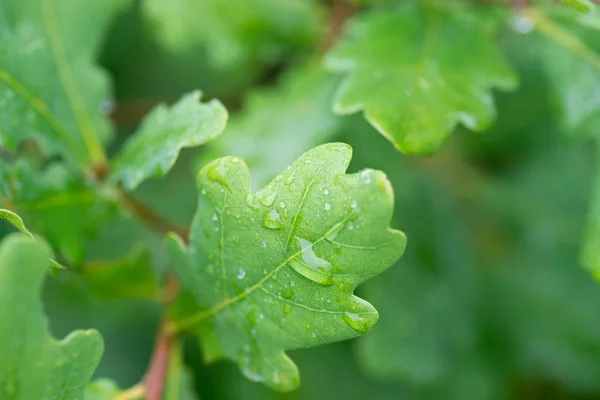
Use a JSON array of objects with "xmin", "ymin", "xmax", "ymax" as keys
[
  {"xmin": 0, "ymin": 0, "xmax": 129, "ymax": 169},
  {"xmin": 164, "ymin": 340, "xmax": 198, "ymax": 400},
  {"xmin": 85, "ymin": 379, "xmax": 121, "ymax": 400},
  {"xmin": 0, "ymin": 208, "xmax": 34, "ymax": 239},
  {"xmin": 112, "ymin": 91, "xmax": 228, "ymax": 191},
  {"xmin": 66, "ymin": 245, "xmax": 157, "ymax": 300},
  {"xmin": 0, "ymin": 161, "xmax": 116, "ymax": 263},
  {"xmin": 561, "ymin": 0, "xmax": 594, "ymax": 13},
  {"xmin": 525, "ymin": 7, "xmax": 600, "ymax": 131},
  {"xmin": 167, "ymin": 143, "xmax": 405, "ymax": 391},
  {"xmin": 325, "ymin": 1, "xmax": 517, "ymax": 154},
  {"xmin": 201, "ymin": 62, "xmax": 342, "ymax": 189},
  {"xmin": 0, "ymin": 233, "xmax": 104, "ymax": 399},
  {"xmin": 142, "ymin": 0, "xmax": 322, "ymax": 68}
]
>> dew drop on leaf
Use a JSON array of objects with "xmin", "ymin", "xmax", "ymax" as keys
[
  {"xmin": 324, "ymin": 202, "xmax": 331, "ymax": 211},
  {"xmin": 263, "ymin": 209, "xmax": 283, "ymax": 230},
  {"xmin": 343, "ymin": 311, "xmax": 377, "ymax": 334},
  {"xmin": 237, "ymin": 268, "xmax": 246, "ymax": 279},
  {"xmin": 283, "ymin": 304, "xmax": 291, "ymax": 314},
  {"xmin": 282, "ymin": 288, "xmax": 293, "ymax": 299}
]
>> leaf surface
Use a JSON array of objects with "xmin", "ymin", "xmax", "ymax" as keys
[
  {"xmin": 0, "ymin": 0, "xmax": 128, "ymax": 168},
  {"xmin": 0, "ymin": 234, "xmax": 104, "ymax": 399},
  {"xmin": 167, "ymin": 143, "xmax": 405, "ymax": 391},
  {"xmin": 325, "ymin": 2, "xmax": 517, "ymax": 154},
  {"xmin": 113, "ymin": 91, "xmax": 228, "ymax": 191}
]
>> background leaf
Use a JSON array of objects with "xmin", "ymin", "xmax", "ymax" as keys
[
  {"xmin": 0, "ymin": 0, "xmax": 129, "ymax": 168},
  {"xmin": 0, "ymin": 234, "xmax": 104, "ymax": 399},
  {"xmin": 325, "ymin": 1, "xmax": 517, "ymax": 154}
]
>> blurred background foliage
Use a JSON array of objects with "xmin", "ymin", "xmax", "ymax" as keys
[{"xmin": 3, "ymin": 0, "xmax": 600, "ymax": 399}]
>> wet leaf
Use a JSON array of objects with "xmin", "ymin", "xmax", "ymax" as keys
[{"xmin": 167, "ymin": 143, "xmax": 405, "ymax": 391}]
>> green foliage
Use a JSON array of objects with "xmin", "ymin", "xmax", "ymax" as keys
[
  {"xmin": 168, "ymin": 143, "xmax": 405, "ymax": 391},
  {"xmin": 0, "ymin": 0, "xmax": 129, "ymax": 169},
  {"xmin": 142, "ymin": 0, "xmax": 323, "ymax": 68},
  {"xmin": 113, "ymin": 91, "xmax": 228, "ymax": 190},
  {"xmin": 325, "ymin": 1, "xmax": 517, "ymax": 154},
  {"xmin": 1, "ymin": 160, "xmax": 115, "ymax": 263},
  {"xmin": 2, "ymin": 0, "xmax": 600, "ymax": 398},
  {"xmin": 0, "ymin": 234, "xmax": 103, "ymax": 399}
]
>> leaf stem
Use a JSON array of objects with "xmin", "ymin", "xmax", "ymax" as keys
[{"xmin": 144, "ymin": 321, "xmax": 173, "ymax": 400}]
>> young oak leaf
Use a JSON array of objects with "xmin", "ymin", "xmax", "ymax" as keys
[
  {"xmin": 112, "ymin": 91, "xmax": 228, "ymax": 191},
  {"xmin": 324, "ymin": 2, "xmax": 517, "ymax": 154},
  {"xmin": 0, "ymin": 0, "xmax": 129, "ymax": 168},
  {"xmin": 166, "ymin": 143, "xmax": 405, "ymax": 391},
  {"xmin": 0, "ymin": 234, "xmax": 104, "ymax": 399}
]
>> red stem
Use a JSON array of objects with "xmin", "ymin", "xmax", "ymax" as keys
[{"xmin": 144, "ymin": 322, "xmax": 173, "ymax": 400}]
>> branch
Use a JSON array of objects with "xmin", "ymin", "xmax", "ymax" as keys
[
  {"xmin": 320, "ymin": 0, "xmax": 355, "ymax": 53},
  {"xmin": 144, "ymin": 321, "xmax": 173, "ymax": 400}
]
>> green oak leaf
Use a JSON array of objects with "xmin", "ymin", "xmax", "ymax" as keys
[
  {"xmin": 0, "ymin": 0, "xmax": 129, "ymax": 168},
  {"xmin": 142, "ymin": 0, "xmax": 322, "ymax": 68},
  {"xmin": 200, "ymin": 62, "xmax": 342, "ymax": 189},
  {"xmin": 0, "ymin": 208, "xmax": 34, "ymax": 239},
  {"xmin": 0, "ymin": 160, "xmax": 116, "ymax": 263},
  {"xmin": 112, "ymin": 91, "xmax": 228, "ymax": 191},
  {"xmin": 0, "ymin": 234, "xmax": 104, "ymax": 399},
  {"xmin": 324, "ymin": 1, "xmax": 517, "ymax": 154},
  {"xmin": 167, "ymin": 143, "xmax": 405, "ymax": 391},
  {"xmin": 524, "ymin": 7, "xmax": 600, "ymax": 131}
]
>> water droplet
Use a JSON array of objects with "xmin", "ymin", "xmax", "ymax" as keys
[
  {"xmin": 260, "ymin": 240, "xmax": 267, "ymax": 248},
  {"xmin": 290, "ymin": 237, "xmax": 333, "ymax": 285},
  {"xmin": 324, "ymin": 202, "xmax": 331, "ymax": 211},
  {"xmin": 283, "ymin": 304, "xmax": 291, "ymax": 314},
  {"xmin": 282, "ymin": 288, "xmax": 293, "ymax": 299},
  {"xmin": 206, "ymin": 158, "xmax": 231, "ymax": 189},
  {"xmin": 212, "ymin": 213, "xmax": 218, "ymax": 221},
  {"xmin": 306, "ymin": 324, "xmax": 311, "ymax": 330},
  {"xmin": 201, "ymin": 189, "xmax": 207, "ymax": 195},
  {"xmin": 343, "ymin": 311, "xmax": 378, "ymax": 334},
  {"xmin": 348, "ymin": 222, "xmax": 354, "ymax": 230},
  {"xmin": 311, "ymin": 332, "xmax": 316, "ymax": 338},
  {"xmin": 263, "ymin": 209, "xmax": 283, "ymax": 230},
  {"xmin": 360, "ymin": 170, "xmax": 372, "ymax": 184},
  {"xmin": 285, "ymin": 169, "xmax": 297, "ymax": 184},
  {"xmin": 351, "ymin": 200, "xmax": 358, "ymax": 209},
  {"xmin": 323, "ymin": 188, "xmax": 329, "ymax": 195},
  {"xmin": 279, "ymin": 201, "xmax": 286, "ymax": 208},
  {"xmin": 237, "ymin": 268, "xmax": 246, "ymax": 279},
  {"xmin": 258, "ymin": 189, "xmax": 277, "ymax": 207},
  {"xmin": 304, "ymin": 159, "xmax": 311, "ymax": 164},
  {"xmin": 245, "ymin": 193, "xmax": 260, "ymax": 210}
]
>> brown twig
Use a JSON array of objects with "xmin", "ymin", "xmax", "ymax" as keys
[
  {"xmin": 320, "ymin": 0, "xmax": 355, "ymax": 53},
  {"xmin": 144, "ymin": 321, "xmax": 173, "ymax": 400}
]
